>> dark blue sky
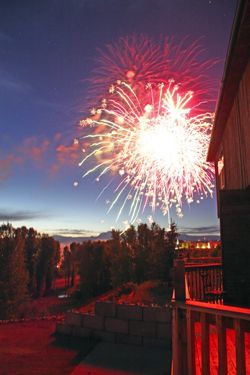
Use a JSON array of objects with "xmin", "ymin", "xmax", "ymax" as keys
[{"xmin": 0, "ymin": 0, "xmax": 236, "ymax": 238}]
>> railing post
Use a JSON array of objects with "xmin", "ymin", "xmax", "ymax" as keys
[
  {"xmin": 172, "ymin": 306, "xmax": 188, "ymax": 375},
  {"xmin": 172, "ymin": 306, "xmax": 181, "ymax": 375},
  {"xmin": 172, "ymin": 259, "xmax": 187, "ymax": 375},
  {"xmin": 174, "ymin": 259, "xmax": 186, "ymax": 301},
  {"xmin": 187, "ymin": 309, "xmax": 195, "ymax": 375}
]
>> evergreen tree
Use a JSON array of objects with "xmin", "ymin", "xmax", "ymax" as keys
[
  {"xmin": 24, "ymin": 227, "xmax": 40, "ymax": 294},
  {"xmin": 147, "ymin": 222, "xmax": 166, "ymax": 279},
  {"xmin": 134, "ymin": 224, "xmax": 151, "ymax": 283},
  {"xmin": 0, "ymin": 225, "xmax": 28, "ymax": 319},
  {"xmin": 108, "ymin": 230, "xmax": 131, "ymax": 287},
  {"xmin": 36, "ymin": 235, "xmax": 60, "ymax": 295},
  {"xmin": 79, "ymin": 241, "xmax": 99, "ymax": 298},
  {"xmin": 61, "ymin": 246, "xmax": 72, "ymax": 288}
]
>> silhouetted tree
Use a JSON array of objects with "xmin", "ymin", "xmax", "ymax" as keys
[
  {"xmin": 0, "ymin": 225, "xmax": 28, "ymax": 318},
  {"xmin": 79, "ymin": 240, "xmax": 111, "ymax": 298},
  {"xmin": 24, "ymin": 227, "xmax": 40, "ymax": 294},
  {"xmin": 107, "ymin": 230, "xmax": 131, "ymax": 288},
  {"xmin": 147, "ymin": 222, "xmax": 166, "ymax": 279},
  {"xmin": 61, "ymin": 246, "xmax": 72, "ymax": 288},
  {"xmin": 69, "ymin": 242, "xmax": 78, "ymax": 287},
  {"xmin": 77, "ymin": 222, "xmax": 178, "ymax": 298},
  {"xmin": 36, "ymin": 235, "xmax": 60, "ymax": 295},
  {"xmin": 133, "ymin": 224, "xmax": 151, "ymax": 283}
]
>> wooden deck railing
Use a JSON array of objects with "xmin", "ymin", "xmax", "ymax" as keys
[
  {"xmin": 172, "ymin": 260, "xmax": 250, "ymax": 375},
  {"xmin": 185, "ymin": 263, "xmax": 223, "ymax": 303}
]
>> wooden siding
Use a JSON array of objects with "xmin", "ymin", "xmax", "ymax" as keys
[
  {"xmin": 219, "ymin": 189, "xmax": 250, "ymax": 307},
  {"xmin": 216, "ymin": 61, "xmax": 250, "ymax": 190}
]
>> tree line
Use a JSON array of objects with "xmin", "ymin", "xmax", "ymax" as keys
[
  {"xmin": 61, "ymin": 222, "xmax": 178, "ymax": 300},
  {"xmin": 0, "ymin": 223, "xmax": 60, "ymax": 319},
  {"xmin": 0, "ymin": 222, "xmax": 177, "ymax": 319}
]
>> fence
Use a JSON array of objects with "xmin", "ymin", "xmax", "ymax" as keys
[
  {"xmin": 185, "ymin": 263, "xmax": 223, "ymax": 303},
  {"xmin": 172, "ymin": 260, "xmax": 250, "ymax": 375}
]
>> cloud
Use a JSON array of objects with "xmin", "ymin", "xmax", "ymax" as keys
[
  {"xmin": 54, "ymin": 133, "xmax": 62, "ymax": 142},
  {"xmin": 0, "ymin": 31, "xmax": 12, "ymax": 42},
  {"xmin": 2, "ymin": 136, "xmax": 51, "ymax": 176},
  {"xmin": 0, "ymin": 137, "xmax": 50, "ymax": 182},
  {"xmin": 179, "ymin": 225, "xmax": 220, "ymax": 236},
  {"xmin": 0, "ymin": 152, "xmax": 23, "ymax": 182},
  {"xmin": 0, "ymin": 154, "xmax": 14, "ymax": 181},
  {"xmin": 35, "ymin": 97, "xmax": 61, "ymax": 109},
  {"xmin": 0, "ymin": 69, "xmax": 32, "ymax": 94},
  {"xmin": 46, "ymin": 228, "xmax": 100, "ymax": 237},
  {"xmin": 55, "ymin": 143, "xmax": 79, "ymax": 163},
  {"xmin": 0, "ymin": 35, "xmax": 31, "ymax": 94},
  {"xmin": 18, "ymin": 137, "xmax": 50, "ymax": 165},
  {"xmin": 0, "ymin": 209, "xmax": 46, "ymax": 222},
  {"xmin": 0, "ymin": 134, "xmax": 80, "ymax": 183},
  {"xmin": 49, "ymin": 141, "xmax": 80, "ymax": 177}
]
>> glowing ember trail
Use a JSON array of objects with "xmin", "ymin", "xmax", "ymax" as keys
[
  {"xmin": 89, "ymin": 36, "xmax": 218, "ymax": 114},
  {"xmin": 90, "ymin": 35, "xmax": 169, "ymax": 98},
  {"xmin": 79, "ymin": 81, "xmax": 214, "ymax": 222}
]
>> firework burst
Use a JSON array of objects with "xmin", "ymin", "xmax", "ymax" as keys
[
  {"xmin": 79, "ymin": 81, "xmax": 214, "ymax": 223},
  {"xmin": 88, "ymin": 35, "xmax": 217, "ymax": 114},
  {"xmin": 91, "ymin": 35, "xmax": 168, "ymax": 93}
]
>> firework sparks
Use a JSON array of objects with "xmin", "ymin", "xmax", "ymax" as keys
[
  {"xmin": 88, "ymin": 35, "xmax": 217, "ymax": 114},
  {"xmin": 87, "ymin": 35, "xmax": 169, "ymax": 105},
  {"xmin": 79, "ymin": 81, "xmax": 214, "ymax": 222}
]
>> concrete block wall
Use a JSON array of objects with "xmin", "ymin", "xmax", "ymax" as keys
[{"xmin": 56, "ymin": 301, "xmax": 172, "ymax": 348}]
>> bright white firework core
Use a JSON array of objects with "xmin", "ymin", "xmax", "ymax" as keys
[
  {"xmin": 137, "ymin": 118, "xmax": 185, "ymax": 166},
  {"xmin": 80, "ymin": 82, "xmax": 214, "ymax": 222}
]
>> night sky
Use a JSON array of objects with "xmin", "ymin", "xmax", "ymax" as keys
[{"xmin": 0, "ymin": 0, "xmax": 236, "ymax": 239}]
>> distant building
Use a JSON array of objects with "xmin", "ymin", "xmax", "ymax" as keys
[
  {"xmin": 178, "ymin": 240, "xmax": 220, "ymax": 251},
  {"xmin": 207, "ymin": 0, "xmax": 250, "ymax": 306}
]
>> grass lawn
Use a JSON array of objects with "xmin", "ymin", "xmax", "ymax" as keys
[
  {"xmin": 0, "ymin": 278, "xmax": 171, "ymax": 374},
  {"xmin": 0, "ymin": 319, "xmax": 96, "ymax": 375},
  {"xmin": 0, "ymin": 276, "xmax": 94, "ymax": 375}
]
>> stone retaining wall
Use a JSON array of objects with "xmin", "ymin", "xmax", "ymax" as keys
[{"xmin": 56, "ymin": 301, "xmax": 172, "ymax": 348}]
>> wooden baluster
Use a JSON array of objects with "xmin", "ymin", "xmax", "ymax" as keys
[
  {"xmin": 173, "ymin": 260, "xmax": 187, "ymax": 374},
  {"xmin": 216, "ymin": 315, "xmax": 227, "ymax": 375},
  {"xmin": 216, "ymin": 267, "xmax": 219, "ymax": 292},
  {"xmin": 199, "ymin": 269, "xmax": 202, "ymax": 300},
  {"xmin": 187, "ymin": 271, "xmax": 191, "ymax": 299},
  {"xmin": 211, "ymin": 268, "xmax": 214, "ymax": 297},
  {"xmin": 211, "ymin": 268, "xmax": 215, "ymax": 302},
  {"xmin": 190, "ymin": 271, "xmax": 194, "ymax": 300},
  {"xmin": 174, "ymin": 260, "xmax": 186, "ymax": 301},
  {"xmin": 201, "ymin": 312, "xmax": 210, "ymax": 375},
  {"xmin": 193, "ymin": 270, "xmax": 196, "ymax": 300},
  {"xmin": 218, "ymin": 268, "xmax": 220, "ymax": 291},
  {"xmin": 185, "ymin": 274, "xmax": 191, "ymax": 300},
  {"xmin": 215, "ymin": 268, "xmax": 218, "ymax": 303},
  {"xmin": 194, "ymin": 270, "xmax": 197, "ymax": 300},
  {"xmin": 187, "ymin": 309, "xmax": 195, "ymax": 375},
  {"xmin": 214, "ymin": 268, "xmax": 217, "ymax": 291},
  {"xmin": 234, "ymin": 319, "xmax": 246, "ymax": 375}
]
